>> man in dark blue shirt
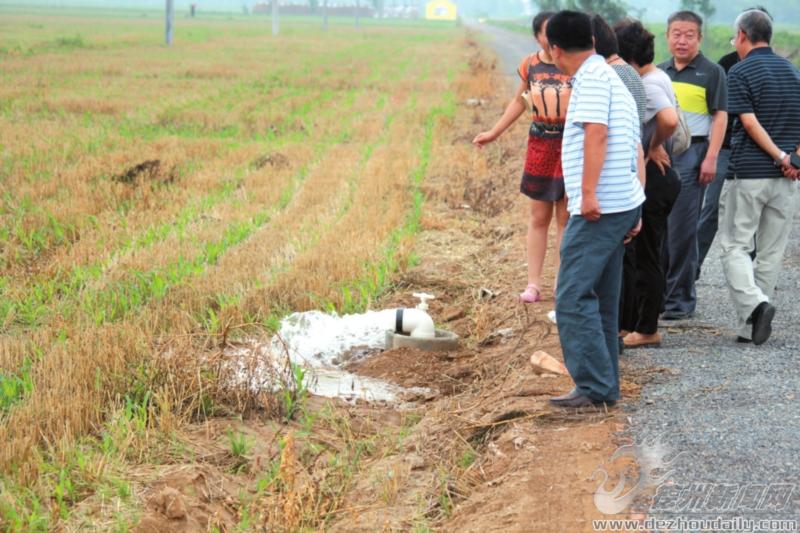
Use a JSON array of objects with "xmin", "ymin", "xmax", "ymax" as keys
[
  {"xmin": 718, "ymin": 8, "xmax": 800, "ymax": 345},
  {"xmin": 696, "ymin": 50, "xmax": 739, "ymax": 277}
]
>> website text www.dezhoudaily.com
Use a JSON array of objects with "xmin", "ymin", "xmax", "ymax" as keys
[{"xmin": 592, "ymin": 516, "xmax": 799, "ymax": 532}]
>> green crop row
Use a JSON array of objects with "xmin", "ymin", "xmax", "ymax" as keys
[
  {"xmin": 0, "ymin": 88, "xmax": 364, "ymax": 332},
  {"xmin": 336, "ymin": 89, "xmax": 458, "ymax": 315},
  {"xmin": 78, "ymin": 112, "xmax": 366, "ymax": 327}
]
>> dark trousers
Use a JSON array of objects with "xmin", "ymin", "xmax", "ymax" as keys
[
  {"xmin": 556, "ymin": 207, "xmax": 641, "ymax": 402},
  {"xmin": 697, "ymin": 148, "xmax": 730, "ymax": 269},
  {"xmin": 663, "ymin": 141, "xmax": 708, "ymax": 315},
  {"xmin": 621, "ymin": 163, "xmax": 682, "ymax": 334}
]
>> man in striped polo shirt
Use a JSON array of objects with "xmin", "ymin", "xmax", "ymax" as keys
[
  {"xmin": 719, "ymin": 9, "xmax": 800, "ymax": 345},
  {"xmin": 658, "ymin": 11, "xmax": 728, "ymax": 320},
  {"xmin": 545, "ymin": 11, "xmax": 645, "ymax": 408}
]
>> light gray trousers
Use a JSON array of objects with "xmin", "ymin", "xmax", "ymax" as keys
[{"xmin": 719, "ymin": 177, "xmax": 798, "ymax": 338}]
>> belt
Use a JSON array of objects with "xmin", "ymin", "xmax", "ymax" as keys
[
  {"xmin": 690, "ymin": 136, "xmax": 708, "ymax": 144},
  {"xmin": 529, "ymin": 122, "xmax": 563, "ymax": 138}
]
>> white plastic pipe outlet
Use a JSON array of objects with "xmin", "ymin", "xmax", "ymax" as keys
[{"xmin": 394, "ymin": 308, "xmax": 436, "ymax": 339}]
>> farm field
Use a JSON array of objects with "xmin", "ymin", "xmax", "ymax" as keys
[
  {"xmin": 0, "ymin": 8, "xmax": 467, "ymax": 529},
  {"xmin": 0, "ymin": 7, "xmax": 637, "ymax": 533}
]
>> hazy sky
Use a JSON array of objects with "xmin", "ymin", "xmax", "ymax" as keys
[{"xmin": 2, "ymin": 0, "xmax": 798, "ymax": 25}]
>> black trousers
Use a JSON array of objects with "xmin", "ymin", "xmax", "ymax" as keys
[{"xmin": 620, "ymin": 162, "xmax": 682, "ymax": 334}]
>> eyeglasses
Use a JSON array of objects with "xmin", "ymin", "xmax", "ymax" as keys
[{"xmin": 730, "ymin": 29, "xmax": 740, "ymax": 46}]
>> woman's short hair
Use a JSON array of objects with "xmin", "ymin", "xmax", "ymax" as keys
[
  {"xmin": 532, "ymin": 11, "xmax": 555, "ymax": 37},
  {"xmin": 614, "ymin": 19, "xmax": 655, "ymax": 66},
  {"xmin": 590, "ymin": 14, "xmax": 619, "ymax": 58}
]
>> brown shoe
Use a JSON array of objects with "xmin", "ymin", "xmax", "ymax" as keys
[{"xmin": 623, "ymin": 331, "xmax": 662, "ymax": 348}]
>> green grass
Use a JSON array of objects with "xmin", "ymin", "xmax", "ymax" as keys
[
  {"xmin": 0, "ymin": 358, "xmax": 34, "ymax": 414},
  {"xmin": 226, "ymin": 429, "xmax": 252, "ymax": 473},
  {"xmin": 0, "ymin": 21, "xmax": 406, "ymax": 280},
  {"xmin": 0, "ymin": 5, "xmax": 457, "ymax": 55}
]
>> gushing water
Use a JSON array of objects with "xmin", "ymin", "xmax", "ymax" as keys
[
  {"xmin": 233, "ymin": 310, "xmax": 429, "ymax": 402},
  {"xmin": 275, "ymin": 310, "xmax": 396, "ymax": 367}
]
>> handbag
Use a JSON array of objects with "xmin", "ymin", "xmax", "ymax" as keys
[
  {"xmin": 519, "ymin": 53, "xmax": 537, "ymax": 115},
  {"xmin": 671, "ymin": 102, "xmax": 691, "ymax": 156}
]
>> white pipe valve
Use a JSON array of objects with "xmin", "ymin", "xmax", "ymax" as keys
[{"xmin": 412, "ymin": 292, "xmax": 435, "ymax": 311}]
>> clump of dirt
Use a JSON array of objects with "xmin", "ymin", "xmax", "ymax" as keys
[
  {"xmin": 251, "ymin": 152, "xmax": 290, "ymax": 170},
  {"xmin": 133, "ymin": 466, "xmax": 243, "ymax": 532},
  {"xmin": 113, "ymin": 159, "xmax": 177, "ymax": 186},
  {"xmin": 462, "ymin": 177, "xmax": 505, "ymax": 217}
]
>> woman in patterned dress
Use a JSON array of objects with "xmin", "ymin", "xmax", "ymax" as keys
[{"xmin": 473, "ymin": 11, "xmax": 572, "ymax": 304}]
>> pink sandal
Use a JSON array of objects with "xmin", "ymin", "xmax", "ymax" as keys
[{"xmin": 519, "ymin": 283, "xmax": 541, "ymax": 303}]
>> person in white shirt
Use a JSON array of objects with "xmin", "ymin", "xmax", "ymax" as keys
[{"xmin": 545, "ymin": 10, "xmax": 645, "ymax": 409}]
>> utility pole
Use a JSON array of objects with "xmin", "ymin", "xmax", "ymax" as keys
[
  {"xmin": 272, "ymin": 0, "xmax": 279, "ymax": 36},
  {"xmin": 165, "ymin": 0, "xmax": 174, "ymax": 45}
]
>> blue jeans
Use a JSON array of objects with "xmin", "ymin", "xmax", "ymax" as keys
[
  {"xmin": 556, "ymin": 207, "xmax": 641, "ymax": 402},
  {"xmin": 697, "ymin": 148, "xmax": 731, "ymax": 271}
]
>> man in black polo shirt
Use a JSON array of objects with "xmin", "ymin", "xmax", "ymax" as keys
[
  {"xmin": 658, "ymin": 10, "xmax": 728, "ymax": 320},
  {"xmin": 719, "ymin": 9, "xmax": 800, "ymax": 345}
]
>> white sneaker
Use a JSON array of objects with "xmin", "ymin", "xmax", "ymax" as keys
[{"xmin": 547, "ymin": 310, "xmax": 557, "ymax": 324}]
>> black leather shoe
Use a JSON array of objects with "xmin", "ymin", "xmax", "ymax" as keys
[
  {"xmin": 661, "ymin": 311, "xmax": 694, "ymax": 321},
  {"xmin": 550, "ymin": 389, "xmax": 616, "ymax": 408},
  {"xmin": 736, "ymin": 336, "xmax": 752, "ymax": 343},
  {"xmin": 750, "ymin": 301, "xmax": 776, "ymax": 346},
  {"xmin": 550, "ymin": 388, "xmax": 582, "ymax": 402}
]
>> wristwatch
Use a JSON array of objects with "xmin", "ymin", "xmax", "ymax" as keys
[{"xmin": 775, "ymin": 151, "xmax": 788, "ymax": 166}]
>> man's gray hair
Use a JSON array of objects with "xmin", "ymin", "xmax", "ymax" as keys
[{"xmin": 735, "ymin": 9, "xmax": 772, "ymax": 44}]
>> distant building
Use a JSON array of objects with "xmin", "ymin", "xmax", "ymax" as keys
[
  {"xmin": 425, "ymin": 0, "xmax": 457, "ymax": 21},
  {"xmin": 252, "ymin": 2, "xmax": 374, "ymax": 17}
]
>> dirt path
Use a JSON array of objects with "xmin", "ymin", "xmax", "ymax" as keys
[
  {"xmin": 464, "ymin": 23, "xmax": 800, "ymax": 528},
  {"xmin": 466, "ymin": 22, "xmax": 538, "ymax": 89},
  {"xmin": 622, "ymin": 153, "xmax": 800, "ymax": 524}
]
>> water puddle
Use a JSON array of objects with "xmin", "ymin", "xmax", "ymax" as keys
[{"xmin": 232, "ymin": 310, "xmax": 430, "ymax": 402}]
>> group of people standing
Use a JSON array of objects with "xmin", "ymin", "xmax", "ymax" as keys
[{"xmin": 473, "ymin": 8, "xmax": 800, "ymax": 408}]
